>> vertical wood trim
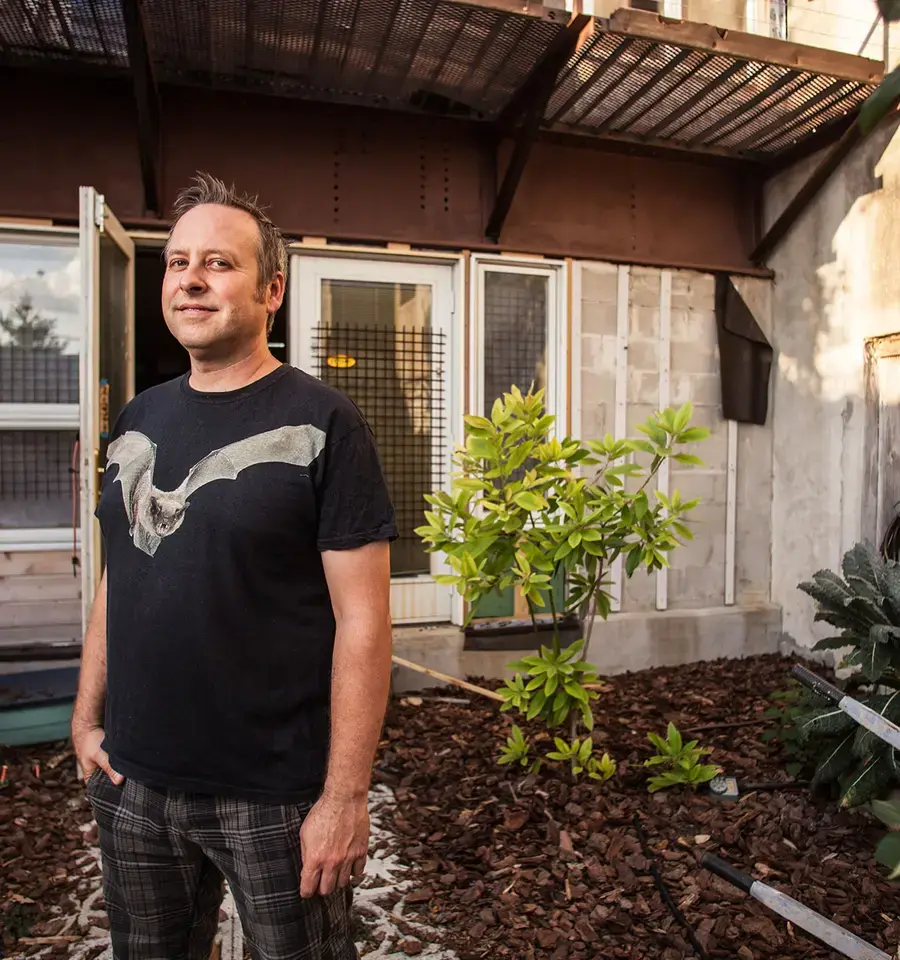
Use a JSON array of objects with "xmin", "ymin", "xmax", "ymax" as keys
[
  {"xmin": 610, "ymin": 265, "xmax": 630, "ymax": 613},
  {"xmin": 569, "ymin": 259, "xmax": 582, "ymax": 439},
  {"xmin": 656, "ymin": 270, "xmax": 672, "ymax": 612},
  {"xmin": 725, "ymin": 418, "xmax": 738, "ymax": 606}
]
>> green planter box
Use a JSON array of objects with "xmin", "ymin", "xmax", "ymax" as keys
[
  {"xmin": 471, "ymin": 567, "xmax": 567, "ymax": 620},
  {"xmin": 0, "ymin": 667, "xmax": 77, "ymax": 748}
]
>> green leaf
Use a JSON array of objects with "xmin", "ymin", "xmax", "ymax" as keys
[
  {"xmin": 860, "ymin": 63, "xmax": 900, "ymax": 136},
  {"xmin": 513, "ymin": 491, "xmax": 548, "ymax": 512},
  {"xmin": 677, "ymin": 427, "xmax": 708, "ymax": 444},
  {"xmin": 673, "ymin": 454, "xmax": 704, "ymax": 466},
  {"xmin": 811, "ymin": 732, "xmax": 856, "ymax": 786},
  {"xmin": 861, "ymin": 640, "xmax": 893, "ymax": 683},
  {"xmin": 872, "ymin": 799, "xmax": 900, "ymax": 829},
  {"xmin": 672, "ymin": 402, "xmax": 692, "ymax": 434},
  {"xmin": 875, "ymin": 833, "xmax": 900, "ymax": 879},
  {"xmin": 464, "ymin": 415, "xmax": 494, "ymax": 432}
]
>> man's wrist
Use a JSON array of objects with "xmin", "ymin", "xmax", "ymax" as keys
[{"xmin": 321, "ymin": 783, "xmax": 369, "ymax": 803}]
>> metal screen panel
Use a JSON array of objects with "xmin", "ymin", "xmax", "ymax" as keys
[
  {"xmin": 311, "ymin": 319, "xmax": 446, "ymax": 578},
  {"xmin": 0, "ymin": 347, "xmax": 78, "ymax": 403},
  {"xmin": 137, "ymin": 0, "xmax": 563, "ymax": 117},
  {"xmin": 0, "ymin": 430, "xmax": 78, "ymax": 529},
  {"xmin": 546, "ymin": 19, "xmax": 878, "ymax": 158},
  {"xmin": 0, "ymin": 0, "xmax": 127, "ymax": 68}
]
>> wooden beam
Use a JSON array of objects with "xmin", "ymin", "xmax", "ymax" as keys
[
  {"xmin": 121, "ymin": 0, "xmax": 162, "ymax": 216},
  {"xmin": 486, "ymin": 13, "xmax": 590, "ymax": 242},
  {"xmin": 752, "ymin": 103, "xmax": 900, "ymax": 263},
  {"xmin": 601, "ymin": 8, "xmax": 884, "ymax": 86},
  {"xmin": 451, "ymin": 0, "xmax": 571, "ymax": 22}
]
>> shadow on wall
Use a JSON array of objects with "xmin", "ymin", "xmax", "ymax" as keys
[{"xmin": 766, "ymin": 116, "xmax": 900, "ymax": 654}]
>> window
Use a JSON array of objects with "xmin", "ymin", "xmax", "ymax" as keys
[
  {"xmin": 472, "ymin": 256, "xmax": 567, "ymax": 435},
  {"xmin": 0, "ymin": 232, "xmax": 81, "ymax": 548}
]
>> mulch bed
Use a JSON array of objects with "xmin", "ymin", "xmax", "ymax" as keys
[
  {"xmin": 0, "ymin": 742, "xmax": 101, "ymax": 959},
  {"xmin": 2, "ymin": 653, "xmax": 899, "ymax": 960},
  {"xmin": 373, "ymin": 653, "xmax": 900, "ymax": 960}
]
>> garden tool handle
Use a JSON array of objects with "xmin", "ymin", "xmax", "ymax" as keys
[
  {"xmin": 790, "ymin": 664, "xmax": 843, "ymax": 705},
  {"xmin": 700, "ymin": 853, "xmax": 755, "ymax": 894}
]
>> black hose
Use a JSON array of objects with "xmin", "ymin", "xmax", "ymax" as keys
[{"xmin": 631, "ymin": 816, "xmax": 709, "ymax": 960}]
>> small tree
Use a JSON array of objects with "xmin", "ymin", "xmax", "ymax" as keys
[
  {"xmin": 0, "ymin": 293, "xmax": 64, "ymax": 351},
  {"xmin": 416, "ymin": 385, "xmax": 709, "ymax": 777}
]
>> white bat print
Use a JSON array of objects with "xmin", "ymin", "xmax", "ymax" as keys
[{"xmin": 106, "ymin": 425, "xmax": 327, "ymax": 556}]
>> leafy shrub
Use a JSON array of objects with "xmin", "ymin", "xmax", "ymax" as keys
[
  {"xmin": 416, "ymin": 385, "xmax": 708, "ymax": 779},
  {"xmin": 796, "ymin": 542, "xmax": 900, "ymax": 806},
  {"xmin": 644, "ymin": 722, "xmax": 721, "ymax": 793}
]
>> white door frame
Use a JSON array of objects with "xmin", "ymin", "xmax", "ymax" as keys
[
  {"xmin": 290, "ymin": 252, "xmax": 462, "ymax": 625},
  {"xmin": 79, "ymin": 187, "xmax": 135, "ymax": 633}
]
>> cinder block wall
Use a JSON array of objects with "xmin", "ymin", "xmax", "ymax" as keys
[{"xmin": 578, "ymin": 261, "xmax": 774, "ymax": 618}]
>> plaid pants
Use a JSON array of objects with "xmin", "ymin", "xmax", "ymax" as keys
[{"xmin": 86, "ymin": 771, "xmax": 358, "ymax": 960}]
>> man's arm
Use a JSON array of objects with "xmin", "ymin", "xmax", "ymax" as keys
[
  {"xmin": 71, "ymin": 571, "xmax": 123, "ymax": 783},
  {"xmin": 299, "ymin": 540, "xmax": 392, "ymax": 899}
]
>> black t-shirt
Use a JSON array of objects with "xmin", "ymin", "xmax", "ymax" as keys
[{"xmin": 95, "ymin": 364, "xmax": 397, "ymax": 804}]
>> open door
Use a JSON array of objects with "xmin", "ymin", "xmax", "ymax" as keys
[{"xmin": 79, "ymin": 188, "xmax": 135, "ymax": 633}]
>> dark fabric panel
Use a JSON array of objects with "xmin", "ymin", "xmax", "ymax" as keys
[{"xmin": 715, "ymin": 274, "xmax": 773, "ymax": 426}]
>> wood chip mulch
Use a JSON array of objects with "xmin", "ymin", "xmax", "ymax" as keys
[
  {"xmin": 3, "ymin": 653, "xmax": 899, "ymax": 960},
  {"xmin": 373, "ymin": 653, "xmax": 900, "ymax": 960}
]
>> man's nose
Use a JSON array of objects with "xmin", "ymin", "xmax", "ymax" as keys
[{"xmin": 179, "ymin": 263, "xmax": 208, "ymax": 293}]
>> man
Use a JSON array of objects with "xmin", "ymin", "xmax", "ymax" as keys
[{"xmin": 71, "ymin": 172, "xmax": 396, "ymax": 960}]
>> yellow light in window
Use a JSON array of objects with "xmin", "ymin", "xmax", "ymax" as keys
[{"xmin": 326, "ymin": 355, "xmax": 357, "ymax": 369}]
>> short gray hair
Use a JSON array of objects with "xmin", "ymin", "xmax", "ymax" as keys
[{"xmin": 167, "ymin": 172, "xmax": 287, "ymax": 333}]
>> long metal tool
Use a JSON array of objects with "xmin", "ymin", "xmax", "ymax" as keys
[
  {"xmin": 702, "ymin": 853, "xmax": 891, "ymax": 960},
  {"xmin": 791, "ymin": 663, "xmax": 900, "ymax": 751}
]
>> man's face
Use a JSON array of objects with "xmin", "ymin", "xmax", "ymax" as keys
[{"xmin": 162, "ymin": 203, "xmax": 284, "ymax": 357}]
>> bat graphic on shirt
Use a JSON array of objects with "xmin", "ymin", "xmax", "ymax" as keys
[{"xmin": 106, "ymin": 425, "xmax": 327, "ymax": 557}]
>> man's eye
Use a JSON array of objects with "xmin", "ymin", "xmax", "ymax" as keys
[
  {"xmin": 210, "ymin": 259, "xmax": 230, "ymax": 268},
  {"xmin": 168, "ymin": 259, "xmax": 187, "ymax": 269}
]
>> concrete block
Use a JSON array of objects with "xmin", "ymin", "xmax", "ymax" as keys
[
  {"xmin": 581, "ymin": 333, "xmax": 618, "ymax": 377},
  {"xmin": 670, "ymin": 469, "xmax": 727, "ymax": 507},
  {"xmin": 630, "ymin": 267, "xmax": 661, "ymax": 308},
  {"xmin": 626, "ymin": 339, "xmax": 659, "ymax": 372},
  {"xmin": 671, "ymin": 308, "xmax": 717, "ymax": 347},
  {"xmin": 632, "ymin": 306, "xmax": 660, "ymax": 340},
  {"xmin": 629, "ymin": 367, "xmax": 661, "ymax": 405},
  {"xmin": 581, "ymin": 299, "xmax": 618, "ymax": 336},
  {"xmin": 622, "ymin": 568, "xmax": 658, "ymax": 612},
  {"xmin": 672, "ymin": 339, "xmax": 718, "ymax": 375},
  {"xmin": 671, "ymin": 372, "xmax": 720, "ymax": 407},
  {"xmin": 580, "ymin": 397, "xmax": 610, "ymax": 441},
  {"xmin": 581, "ymin": 264, "xmax": 619, "ymax": 305}
]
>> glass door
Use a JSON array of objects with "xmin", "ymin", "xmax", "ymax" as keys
[
  {"xmin": 79, "ymin": 187, "xmax": 135, "ymax": 631},
  {"xmin": 292, "ymin": 256, "xmax": 457, "ymax": 624}
]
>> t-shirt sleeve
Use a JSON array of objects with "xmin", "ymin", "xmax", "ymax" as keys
[{"xmin": 314, "ymin": 422, "xmax": 398, "ymax": 551}]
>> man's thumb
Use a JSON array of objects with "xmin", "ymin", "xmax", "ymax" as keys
[{"xmin": 99, "ymin": 750, "xmax": 124, "ymax": 785}]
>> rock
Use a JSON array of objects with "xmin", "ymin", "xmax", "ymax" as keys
[{"xmin": 398, "ymin": 937, "xmax": 423, "ymax": 955}]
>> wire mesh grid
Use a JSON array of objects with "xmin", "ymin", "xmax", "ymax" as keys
[
  {"xmin": 483, "ymin": 272, "xmax": 547, "ymax": 419},
  {"xmin": 0, "ymin": 347, "xmax": 79, "ymax": 404},
  {"xmin": 137, "ymin": 0, "xmax": 563, "ymax": 117},
  {"xmin": 0, "ymin": 0, "xmax": 127, "ymax": 67},
  {"xmin": 547, "ymin": 21, "xmax": 877, "ymax": 157},
  {"xmin": 311, "ymin": 322, "xmax": 446, "ymax": 577},
  {"xmin": 0, "ymin": 430, "xmax": 77, "ymax": 503}
]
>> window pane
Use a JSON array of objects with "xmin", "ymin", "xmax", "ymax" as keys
[
  {"xmin": 483, "ymin": 271, "xmax": 548, "ymax": 415},
  {"xmin": 0, "ymin": 240, "xmax": 81, "ymax": 403},
  {"xmin": 313, "ymin": 279, "xmax": 443, "ymax": 578},
  {"xmin": 0, "ymin": 430, "xmax": 79, "ymax": 529}
]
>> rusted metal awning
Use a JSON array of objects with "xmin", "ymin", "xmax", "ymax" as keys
[
  {"xmin": 546, "ymin": 10, "xmax": 883, "ymax": 160},
  {"xmin": 0, "ymin": 1, "xmax": 884, "ymax": 164}
]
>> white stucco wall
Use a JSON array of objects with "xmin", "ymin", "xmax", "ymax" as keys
[{"xmin": 766, "ymin": 117, "xmax": 900, "ymax": 651}]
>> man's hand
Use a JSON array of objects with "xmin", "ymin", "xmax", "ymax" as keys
[
  {"xmin": 73, "ymin": 725, "xmax": 124, "ymax": 785},
  {"xmin": 299, "ymin": 793, "xmax": 369, "ymax": 899}
]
